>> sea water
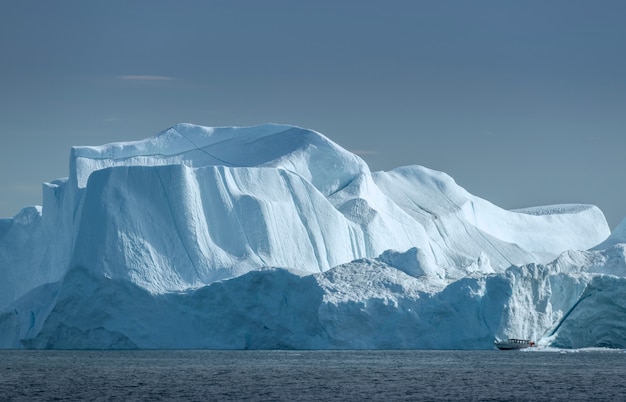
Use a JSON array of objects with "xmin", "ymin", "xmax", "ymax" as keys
[{"xmin": 1, "ymin": 350, "xmax": 625, "ymax": 401}]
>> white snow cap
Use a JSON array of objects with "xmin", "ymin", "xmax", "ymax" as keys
[{"xmin": 70, "ymin": 123, "xmax": 369, "ymax": 195}]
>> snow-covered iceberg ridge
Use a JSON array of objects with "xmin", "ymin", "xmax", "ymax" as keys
[{"xmin": 0, "ymin": 123, "xmax": 622, "ymax": 349}]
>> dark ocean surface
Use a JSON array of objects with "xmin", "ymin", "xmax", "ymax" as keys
[{"xmin": 1, "ymin": 349, "xmax": 625, "ymax": 401}]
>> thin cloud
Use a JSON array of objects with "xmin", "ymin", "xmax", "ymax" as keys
[{"xmin": 117, "ymin": 75, "xmax": 177, "ymax": 81}]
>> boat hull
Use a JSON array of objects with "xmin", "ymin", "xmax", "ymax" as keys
[{"xmin": 494, "ymin": 339, "xmax": 534, "ymax": 350}]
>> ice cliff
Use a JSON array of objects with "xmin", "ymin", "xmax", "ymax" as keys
[{"xmin": 0, "ymin": 123, "xmax": 623, "ymax": 349}]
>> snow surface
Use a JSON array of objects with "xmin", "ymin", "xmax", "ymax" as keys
[{"xmin": 0, "ymin": 123, "xmax": 623, "ymax": 349}]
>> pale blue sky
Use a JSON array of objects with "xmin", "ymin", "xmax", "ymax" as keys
[{"xmin": 1, "ymin": 0, "xmax": 625, "ymax": 227}]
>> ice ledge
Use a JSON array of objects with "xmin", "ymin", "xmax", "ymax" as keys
[{"xmin": 513, "ymin": 204, "xmax": 597, "ymax": 216}]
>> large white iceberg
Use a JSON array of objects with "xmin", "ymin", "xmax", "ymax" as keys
[{"xmin": 0, "ymin": 123, "xmax": 623, "ymax": 349}]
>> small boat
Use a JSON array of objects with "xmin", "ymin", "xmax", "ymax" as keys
[{"xmin": 494, "ymin": 338, "xmax": 535, "ymax": 350}]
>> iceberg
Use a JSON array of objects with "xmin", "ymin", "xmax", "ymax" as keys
[{"xmin": 0, "ymin": 123, "xmax": 623, "ymax": 349}]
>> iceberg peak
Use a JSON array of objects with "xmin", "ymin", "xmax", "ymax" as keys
[{"xmin": 69, "ymin": 123, "xmax": 369, "ymax": 195}]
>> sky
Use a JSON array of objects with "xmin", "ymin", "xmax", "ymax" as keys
[{"xmin": 1, "ymin": 0, "xmax": 625, "ymax": 228}]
